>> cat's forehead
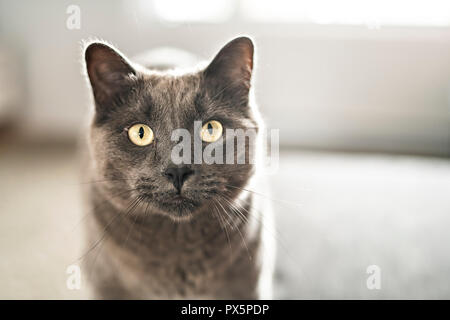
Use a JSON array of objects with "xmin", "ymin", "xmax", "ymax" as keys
[
  {"xmin": 127, "ymin": 73, "xmax": 207, "ymax": 129},
  {"xmin": 145, "ymin": 73, "xmax": 201, "ymax": 111}
]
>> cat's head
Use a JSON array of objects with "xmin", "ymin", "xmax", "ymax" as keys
[{"xmin": 84, "ymin": 37, "xmax": 260, "ymax": 221}]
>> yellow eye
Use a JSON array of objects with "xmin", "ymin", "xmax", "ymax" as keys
[
  {"xmin": 200, "ymin": 120, "xmax": 223, "ymax": 142},
  {"xmin": 128, "ymin": 124, "xmax": 154, "ymax": 146}
]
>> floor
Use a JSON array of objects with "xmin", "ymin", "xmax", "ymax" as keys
[{"xmin": 0, "ymin": 144, "xmax": 449, "ymax": 299}]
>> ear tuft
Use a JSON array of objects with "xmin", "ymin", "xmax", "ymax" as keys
[{"xmin": 84, "ymin": 42, "xmax": 136, "ymax": 108}]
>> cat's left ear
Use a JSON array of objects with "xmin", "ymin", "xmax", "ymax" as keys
[
  {"xmin": 84, "ymin": 42, "xmax": 136, "ymax": 109},
  {"xmin": 204, "ymin": 37, "xmax": 254, "ymax": 107}
]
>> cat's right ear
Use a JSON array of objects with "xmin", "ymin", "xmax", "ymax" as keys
[{"xmin": 84, "ymin": 42, "xmax": 136, "ymax": 110}]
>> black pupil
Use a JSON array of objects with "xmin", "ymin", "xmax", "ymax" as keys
[
  {"xmin": 139, "ymin": 127, "xmax": 144, "ymax": 139},
  {"xmin": 207, "ymin": 123, "xmax": 213, "ymax": 134}
]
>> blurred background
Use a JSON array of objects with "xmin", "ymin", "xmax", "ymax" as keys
[{"xmin": 0, "ymin": 0, "xmax": 449, "ymax": 299}]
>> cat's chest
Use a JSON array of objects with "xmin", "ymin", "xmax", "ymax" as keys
[
  {"xmin": 103, "ymin": 218, "xmax": 258, "ymax": 298},
  {"xmin": 115, "ymin": 220, "xmax": 248, "ymax": 272}
]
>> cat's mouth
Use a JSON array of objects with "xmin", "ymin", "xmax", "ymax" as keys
[
  {"xmin": 139, "ymin": 190, "xmax": 202, "ymax": 220},
  {"xmin": 171, "ymin": 194, "xmax": 185, "ymax": 201}
]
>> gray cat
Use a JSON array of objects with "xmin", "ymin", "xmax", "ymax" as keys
[{"xmin": 82, "ymin": 37, "xmax": 275, "ymax": 299}]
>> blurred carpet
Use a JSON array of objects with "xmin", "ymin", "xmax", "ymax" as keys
[{"xmin": 0, "ymin": 144, "xmax": 449, "ymax": 299}]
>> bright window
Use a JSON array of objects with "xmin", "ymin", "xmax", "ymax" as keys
[
  {"xmin": 150, "ymin": 0, "xmax": 450, "ymax": 27},
  {"xmin": 152, "ymin": 0, "xmax": 233, "ymax": 23},
  {"xmin": 241, "ymin": 0, "xmax": 450, "ymax": 26}
]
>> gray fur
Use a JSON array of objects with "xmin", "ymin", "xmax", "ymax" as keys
[{"xmin": 82, "ymin": 37, "xmax": 274, "ymax": 299}]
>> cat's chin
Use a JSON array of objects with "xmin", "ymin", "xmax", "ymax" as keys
[{"xmin": 160, "ymin": 211, "xmax": 195, "ymax": 222}]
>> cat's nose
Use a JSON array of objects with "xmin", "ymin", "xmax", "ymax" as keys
[{"xmin": 164, "ymin": 167, "xmax": 194, "ymax": 193}]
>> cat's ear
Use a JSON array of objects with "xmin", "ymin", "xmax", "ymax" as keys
[
  {"xmin": 204, "ymin": 37, "xmax": 254, "ymax": 107},
  {"xmin": 84, "ymin": 42, "xmax": 136, "ymax": 109}
]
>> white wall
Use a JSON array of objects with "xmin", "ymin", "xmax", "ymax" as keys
[{"xmin": 1, "ymin": 0, "xmax": 449, "ymax": 155}]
